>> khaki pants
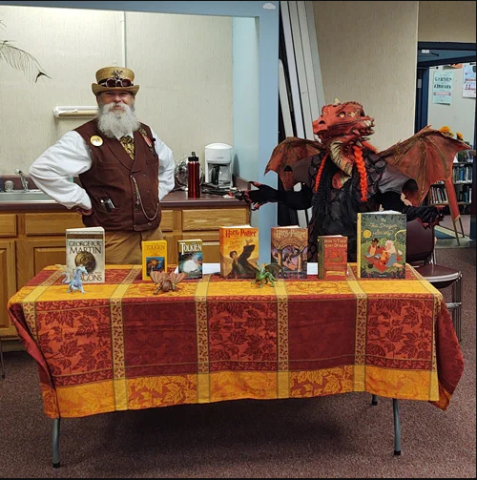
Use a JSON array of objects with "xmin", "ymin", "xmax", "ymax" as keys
[{"xmin": 105, "ymin": 227, "xmax": 164, "ymax": 265}]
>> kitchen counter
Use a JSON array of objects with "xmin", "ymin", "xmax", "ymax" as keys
[{"xmin": 0, "ymin": 188, "xmax": 248, "ymax": 212}]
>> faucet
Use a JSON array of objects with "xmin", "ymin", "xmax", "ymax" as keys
[{"xmin": 14, "ymin": 169, "xmax": 29, "ymax": 191}]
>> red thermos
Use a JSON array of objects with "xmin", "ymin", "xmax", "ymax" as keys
[{"xmin": 187, "ymin": 151, "xmax": 200, "ymax": 199}]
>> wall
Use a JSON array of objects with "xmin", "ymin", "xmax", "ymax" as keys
[
  {"xmin": 427, "ymin": 64, "xmax": 475, "ymax": 143},
  {"xmin": 418, "ymin": 1, "xmax": 476, "ymax": 43},
  {"xmin": 312, "ymin": 1, "xmax": 419, "ymax": 151},
  {"xmin": 0, "ymin": 5, "xmax": 233, "ymax": 173},
  {"xmin": 232, "ymin": 18, "xmax": 259, "ymax": 184}
]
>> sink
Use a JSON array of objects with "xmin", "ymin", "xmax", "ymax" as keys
[{"xmin": 0, "ymin": 190, "xmax": 53, "ymax": 202}]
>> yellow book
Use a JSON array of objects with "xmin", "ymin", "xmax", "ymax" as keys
[{"xmin": 141, "ymin": 240, "xmax": 168, "ymax": 281}]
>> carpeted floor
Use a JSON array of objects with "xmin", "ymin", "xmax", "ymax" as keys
[
  {"xmin": 0, "ymin": 248, "xmax": 475, "ymax": 478},
  {"xmin": 435, "ymin": 222, "xmax": 472, "ymax": 249},
  {"xmin": 435, "ymin": 226, "xmax": 466, "ymax": 240}
]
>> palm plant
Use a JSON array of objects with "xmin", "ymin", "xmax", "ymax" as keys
[{"xmin": 0, "ymin": 20, "xmax": 49, "ymax": 81}]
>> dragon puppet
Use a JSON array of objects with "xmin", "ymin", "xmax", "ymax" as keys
[{"xmin": 243, "ymin": 100, "xmax": 469, "ymax": 261}]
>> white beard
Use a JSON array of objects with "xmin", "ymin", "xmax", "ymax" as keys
[{"xmin": 97, "ymin": 102, "xmax": 140, "ymax": 138}]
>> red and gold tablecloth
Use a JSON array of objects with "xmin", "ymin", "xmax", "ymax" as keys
[{"xmin": 7, "ymin": 264, "xmax": 464, "ymax": 418}]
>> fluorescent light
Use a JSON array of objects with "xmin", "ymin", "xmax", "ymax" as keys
[{"xmin": 53, "ymin": 106, "xmax": 98, "ymax": 118}]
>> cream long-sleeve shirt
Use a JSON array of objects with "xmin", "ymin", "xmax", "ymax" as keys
[{"xmin": 29, "ymin": 129, "xmax": 175, "ymax": 211}]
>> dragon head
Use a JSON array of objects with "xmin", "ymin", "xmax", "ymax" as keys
[
  {"xmin": 311, "ymin": 101, "xmax": 376, "ymax": 182},
  {"xmin": 312, "ymin": 101, "xmax": 375, "ymax": 145}
]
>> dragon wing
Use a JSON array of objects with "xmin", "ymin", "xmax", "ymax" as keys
[
  {"xmin": 150, "ymin": 271, "xmax": 168, "ymax": 285},
  {"xmin": 264, "ymin": 262, "xmax": 281, "ymax": 278},
  {"xmin": 55, "ymin": 264, "xmax": 72, "ymax": 274},
  {"xmin": 265, "ymin": 137, "xmax": 324, "ymax": 190},
  {"xmin": 378, "ymin": 126, "xmax": 470, "ymax": 206},
  {"xmin": 169, "ymin": 272, "xmax": 186, "ymax": 285},
  {"xmin": 56, "ymin": 264, "xmax": 73, "ymax": 282}
]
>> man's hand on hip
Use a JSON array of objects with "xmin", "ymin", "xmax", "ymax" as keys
[{"xmin": 76, "ymin": 207, "xmax": 93, "ymax": 216}]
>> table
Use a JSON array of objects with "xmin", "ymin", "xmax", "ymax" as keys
[{"xmin": 7, "ymin": 264, "xmax": 464, "ymax": 463}]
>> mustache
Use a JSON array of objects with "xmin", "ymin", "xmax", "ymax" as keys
[{"xmin": 99, "ymin": 102, "xmax": 135, "ymax": 114}]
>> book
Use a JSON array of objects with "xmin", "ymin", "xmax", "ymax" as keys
[
  {"xmin": 177, "ymin": 239, "xmax": 203, "ymax": 279},
  {"xmin": 65, "ymin": 226, "xmax": 105, "ymax": 283},
  {"xmin": 317, "ymin": 235, "xmax": 348, "ymax": 280},
  {"xmin": 141, "ymin": 240, "xmax": 168, "ymax": 281},
  {"xmin": 357, "ymin": 211, "xmax": 407, "ymax": 279},
  {"xmin": 219, "ymin": 225, "xmax": 259, "ymax": 279},
  {"xmin": 271, "ymin": 226, "xmax": 308, "ymax": 278}
]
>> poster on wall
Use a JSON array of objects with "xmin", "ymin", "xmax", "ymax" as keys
[
  {"xmin": 463, "ymin": 64, "xmax": 476, "ymax": 98},
  {"xmin": 432, "ymin": 70, "xmax": 453, "ymax": 104}
]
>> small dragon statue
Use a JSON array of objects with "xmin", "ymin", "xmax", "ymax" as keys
[
  {"xmin": 150, "ymin": 271, "xmax": 186, "ymax": 294},
  {"xmin": 57, "ymin": 264, "xmax": 88, "ymax": 293},
  {"xmin": 253, "ymin": 263, "xmax": 280, "ymax": 288}
]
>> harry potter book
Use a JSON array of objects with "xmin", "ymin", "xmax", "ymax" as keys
[
  {"xmin": 357, "ymin": 211, "xmax": 407, "ymax": 279},
  {"xmin": 141, "ymin": 240, "xmax": 168, "ymax": 281},
  {"xmin": 65, "ymin": 226, "xmax": 105, "ymax": 283},
  {"xmin": 271, "ymin": 226, "xmax": 308, "ymax": 278},
  {"xmin": 317, "ymin": 235, "xmax": 348, "ymax": 280},
  {"xmin": 219, "ymin": 225, "xmax": 259, "ymax": 279},
  {"xmin": 177, "ymin": 239, "xmax": 203, "ymax": 279}
]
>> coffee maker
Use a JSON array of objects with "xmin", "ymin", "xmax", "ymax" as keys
[{"xmin": 205, "ymin": 143, "xmax": 233, "ymax": 188}]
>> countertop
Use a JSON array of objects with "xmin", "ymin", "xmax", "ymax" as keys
[{"xmin": 0, "ymin": 188, "xmax": 248, "ymax": 212}]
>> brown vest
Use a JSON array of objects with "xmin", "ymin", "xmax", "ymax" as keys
[{"xmin": 75, "ymin": 120, "xmax": 161, "ymax": 232}]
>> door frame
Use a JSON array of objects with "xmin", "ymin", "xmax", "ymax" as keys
[{"xmin": 415, "ymin": 42, "xmax": 476, "ymax": 140}]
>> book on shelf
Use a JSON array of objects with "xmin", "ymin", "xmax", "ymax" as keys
[
  {"xmin": 65, "ymin": 226, "xmax": 105, "ymax": 283},
  {"xmin": 271, "ymin": 226, "xmax": 308, "ymax": 278},
  {"xmin": 219, "ymin": 225, "xmax": 259, "ymax": 279},
  {"xmin": 177, "ymin": 239, "xmax": 203, "ymax": 279},
  {"xmin": 357, "ymin": 211, "xmax": 407, "ymax": 279},
  {"xmin": 141, "ymin": 240, "xmax": 168, "ymax": 281},
  {"xmin": 317, "ymin": 235, "xmax": 348, "ymax": 280}
]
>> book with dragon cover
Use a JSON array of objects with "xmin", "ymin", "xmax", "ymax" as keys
[
  {"xmin": 65, "ymin": 226, "xmax": 105, "ymax": 283},
  {"xmin": 177, "ymin": 239, "xmax": 203, "ymax": 279},
  {"xmin": 271, "ymin": 226, "xmax": 308, "ymax": 278},
  {"xmin": 357, "ymin": 211, "xmax": 407, "ymax": 279},
  {"xmin": 219, "ymin": 225, "xmax": 259, "ymax": 279},
  {"xmin": 317, "ymin": 235, "xmax": 348, "ymax": 280},
  {"xmin": 141, "ymin": 239, "xmax": 168, "ymax": 281}
]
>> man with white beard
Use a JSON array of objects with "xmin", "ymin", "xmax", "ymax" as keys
[{"xmin": 29, "ymin": 66, "xmax": 175, "ymax": 264}]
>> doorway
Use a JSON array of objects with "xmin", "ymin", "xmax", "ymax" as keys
[{"xmin": 415, "ymin": 42, "xmax": 476, "ymax": 242}]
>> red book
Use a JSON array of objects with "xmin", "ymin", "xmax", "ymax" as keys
[{"xmin": 317, "ymin": 235, "xmax": 348, "ymax": 280}]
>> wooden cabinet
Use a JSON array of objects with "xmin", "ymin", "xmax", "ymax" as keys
[
  {"xmin": 0, "ymin": 202, "xmax": 249, "ymax": 340},
  {"xmin": 16, "ymin": 237, "xmax": 71, "ymax": 288},
  {"xmin": 0, "ymin": 239, "xmax": 17, "ymax": 338}
]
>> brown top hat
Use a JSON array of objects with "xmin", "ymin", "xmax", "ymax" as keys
[{"xmin": 92, "ymin": 66, "xmax": 140, "ymax": 96}]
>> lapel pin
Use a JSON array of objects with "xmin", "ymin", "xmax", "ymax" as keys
[{"xmin": 90, "ymin": 135, "xmax": 103, "ymax": 147}]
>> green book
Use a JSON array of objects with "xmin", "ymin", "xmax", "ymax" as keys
[{"xmin": 357, "ymin": 211, "xmax": 407, "ymax": 279}]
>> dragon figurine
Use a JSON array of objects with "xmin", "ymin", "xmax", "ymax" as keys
[
  {"xmin": 253, "ymin": 263, "xmax": 281, "ymax": 288},
  {"xmin": 242, "ymin": 100, "xmax": 469, "ymax": 261},
  {"xmin": 58, "ymin": 264, "xmax": 88, "ymax": 293},
  {"xmin": 150, "ymin": 271, "xmax": 186, "ymax": 294}
]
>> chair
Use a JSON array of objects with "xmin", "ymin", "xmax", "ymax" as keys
[{"xmin": 406, "ymin": 219, "xmax": 463, "ymax": 342}]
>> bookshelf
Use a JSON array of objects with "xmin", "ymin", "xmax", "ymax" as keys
[{"xmin": 428, "ymin": 150, "xmax": 475, "ymax": 244}]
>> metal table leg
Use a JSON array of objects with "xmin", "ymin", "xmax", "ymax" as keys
[
  {"xmin": 371, "ymin": 395, "xmax": 402, "ymax": 455},
  {"xmin": 393, "ymin": 399, "xmax": 401, "ymax": 456},
  {"xmin": 52, "ymin": 418, "xmax": 61, "ymax": 468},
  {"xmin": 454, "ymin": 273, "xmax": 463, "ymax": 343}
]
